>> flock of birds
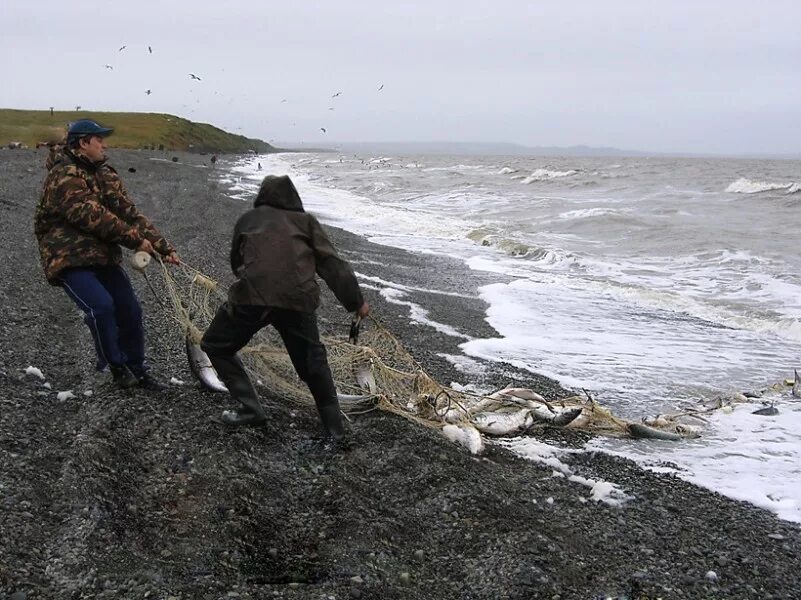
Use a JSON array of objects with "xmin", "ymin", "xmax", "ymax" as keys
[{"xmin": 96, "ymin": 44, "xmax": 385, "ymax": 136}]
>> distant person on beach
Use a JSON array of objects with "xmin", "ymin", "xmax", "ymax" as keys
[
  {"xmin": 201, "ymin": 174, "xmax": 369, "ymax": 440},
  {"xmin": 210, "ymin": 154, "xmax": 217, "ymax": 167},
  {"xmin": 34, "ymin": 119, "xmax": 181, "ymax": 389}
]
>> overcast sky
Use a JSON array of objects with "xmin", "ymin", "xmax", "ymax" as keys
[{"xmin": 2, "ymin": 0, "xmax": 800, "ymax": 154}]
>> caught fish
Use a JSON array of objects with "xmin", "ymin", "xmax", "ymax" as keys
[
  {"xmin": 185, "ymin": 339, "xmax": 228, "ymax": 393},
  {"xmin": 355, "ymin": 362, "xmax": 377, "ymax": 394},
  {"xmin": 532, "ymin": 406, "xmax": 583, "ymax": 427},
  {"xmin": 628, "ymin": 423, "xmax": 682, "ymax": 441}
]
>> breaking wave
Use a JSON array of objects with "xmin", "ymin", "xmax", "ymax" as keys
[
  {"xmin": 725, "ymin": 177, "xmax": 800, "ymax": 194},
  {"xmin": 521, "ymin": 168, "xmax": 578, "ymax": 183}
]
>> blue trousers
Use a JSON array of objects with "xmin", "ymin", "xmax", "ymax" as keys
[{"xmin": 58, "ymin": 266, "xmax": 146, "ymax": 374}]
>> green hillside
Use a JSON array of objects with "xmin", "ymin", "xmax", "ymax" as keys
[{"xmin": 0, "ymin": 109, "xmax": 275, "ymax": 153}]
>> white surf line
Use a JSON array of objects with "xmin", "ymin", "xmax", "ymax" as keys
[
  {"xmin": 498, "ymin": 438, "xmax": 633, "ymax": 508},
  {"xmin": 360, "ymin": 282, "xmax": 472, "ymax": 340},
  {"xmin": 356, "ymin": 272, "xmax": 477, "ymax": 299}
]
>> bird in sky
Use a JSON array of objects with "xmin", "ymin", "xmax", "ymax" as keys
[
  {"xmin": 378, "ymin": 84, "xmax": 384, "ymax": 91},
  {"xmin": 331, "ymin": 92, "xmax": 341, "ymax": 98},
  {"xmin": 328, "ymin": 107, "xmax": 335, "ymax": 110},
  {"xmin": 104, "ymin": 65, "xmax": 113, "ymax": 70},
  {"xmin": 145, "ymin": 89, "xmax": 152, "ymax": 95},
  {"xmin": 148, "ymin": 46, "xmax": 153, "ymax": 54},
  {"xmin": 320, "ymin": 127, "xmax": 327, "ymax": 133},
  {"xmin": 118, "ymin": 45, "xmax": 126, "ymax": 52},
  {"xmin": 189, "ymin": 73, "xmax": 202, "ymax": 80},
  {"xmin": 281, "ymin": 98, "xmax": 287, "ymax": 103}
]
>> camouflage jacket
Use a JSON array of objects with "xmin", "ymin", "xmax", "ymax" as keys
[{"xmin": 34, "ymin": 148, "xmax": 176, "ymax": 284}]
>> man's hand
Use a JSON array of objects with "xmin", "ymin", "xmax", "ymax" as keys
[
  {"xmin": 357, "ymin": 301, "xmax": 370, "ymax": 318},
  {"xmin": 137, "ymin": 239, "xmax": 154, "ymax": 255},
  {"xmin": 162, "ymin": 251, "xmax": 181, "ymax": 265}
]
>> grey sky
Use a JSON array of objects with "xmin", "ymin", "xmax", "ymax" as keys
[{"xmin": 2, "ymin": 0, "xmax": 800, "ymax": 154}]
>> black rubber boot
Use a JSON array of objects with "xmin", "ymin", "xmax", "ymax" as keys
[
  {"xmin": 317, "ymin": 403, "xmax": 346, "ymax": 440},
  {"xmin": 220, "ymin": 408, "xmax": 267, "ymax": 426},
  {"xmin": 207, "ymin": 353, "xmax": 267, "ymax": 420}
]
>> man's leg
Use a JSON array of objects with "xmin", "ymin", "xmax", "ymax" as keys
[
  {"xmin": 58, "ymin": 268, "xmax": 137, "ymax": 387},
  {"xmin": 201, "ymin": 303, "xmax": 268, "ymax": 421},
  {"xmin": 270, "ymin": 309, "xmax": 346, "ymax": 439},
  {"xmin": 97, "ymin": 266, "xmax": 146, "ymax": 376}
]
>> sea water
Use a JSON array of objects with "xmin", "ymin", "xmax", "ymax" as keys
[{"xmin": 222, "ymin": 152, "xmax": 801, "ymax": 523}]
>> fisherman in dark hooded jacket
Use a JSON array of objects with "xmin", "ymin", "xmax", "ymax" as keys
[{"xmin": 201, "ymin": 175, "xmax": 370, "ymax": 438}]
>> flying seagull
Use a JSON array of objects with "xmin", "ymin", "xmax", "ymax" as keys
[
  {"xmin": 145, "ymin": 89, "xmax": 152, "ymax": 95},
  {"xmin": 118, "ymin": 45, "xmax": 126, "ymax": 52},
  {"xmin": 331, "ymin": 91, "xmax": 341, "ymax": 98},
  {"xmin": 320, "ymin": 127, "xmax": 326, "ymax": 133},
  {"xmin": 378, "ymin": 84, "xmax": 384, "ymax": 91},
  {"xmin": 148, "ymin": 45, "xmax": 153, "ymax": 54},
  {"xmin": 328, "ymin": 107, "xmax": 335, "ymax": 110},
  {"xmin": 189, "ymin": 73, "xmax": 202, "ymax": 80},
  {"xmin": 104, "ymin": 65, "xmax": 113, "ymax": 70},
  {"xmin": 281, "ymin": 98, "xmax": 287, "ymax": 103}
]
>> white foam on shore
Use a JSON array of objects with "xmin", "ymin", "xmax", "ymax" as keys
[
  {"xmin": 356, "ymin": 273, "xmax": 475, "ymax": 299},
  {"xmin": 499, "ymin": 438, "xmax": 632, "ymax": 507},
  {"xmin": 378, "ymin": 288, "xmax": 471, "ymax": 340},
  {"xmin": 589, "ymin": 396, "xmax": 801, "ymax": 523}
]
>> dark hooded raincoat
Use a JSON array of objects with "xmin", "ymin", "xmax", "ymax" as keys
[{"xmin": 227, "ymin": 175, "xmax": 363, "ymax": 313}]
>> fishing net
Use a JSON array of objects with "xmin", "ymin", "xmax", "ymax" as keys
[{"xmin": 147, "ymin": 260, "xmax": 716, "ymax": 446}]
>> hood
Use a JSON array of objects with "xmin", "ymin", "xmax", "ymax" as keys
[
  {"xmin": 45, "ymin": 145, "xmax": 68, "ymax": 171},
  {"xmin": 49, "ymin": 147, "xmax": 106, "ymax": 173},
  {"xmin": 253, "ymin": 175, "xmax": 304, "ymax": 212}
]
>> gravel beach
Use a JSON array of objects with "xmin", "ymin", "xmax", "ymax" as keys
[{"xmin": 1, "ymin": 147, "xmax": 800, "ymax": 600}]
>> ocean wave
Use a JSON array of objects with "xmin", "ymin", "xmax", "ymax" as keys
[
  {"xmin": 466, "ymin": 229, "xmax": 571, "ymax": 263},
  {"xmin": 521, "ymin": 168, "xmax": 578, "ymax": 184},
  {"xmin": 558, "ymin": 208, "xmax": 629, "ymax": 221},
  {"xmin": 498, "ymin": 167, "xmax": 517, "ymax": 175},
  {"xmin": 725, "ymin": 177, "xmax": 800, "ymax": 194}
]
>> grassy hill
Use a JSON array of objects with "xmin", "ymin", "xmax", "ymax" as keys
[{"xmin": 0, "ymin": 109, "xmax": 275, "ymax": 153}]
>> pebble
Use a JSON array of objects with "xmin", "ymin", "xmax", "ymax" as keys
[
  {"xmin": 399, "ymin": 572, "xmax": 410, "ymax": 585},
  {"xmin": 705, "ymin": 570, "xmax": 718, "ymax": 583}
]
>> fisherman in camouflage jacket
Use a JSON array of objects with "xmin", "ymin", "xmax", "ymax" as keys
[{"xmin": 34, "ymin": 119, "xmax": 180, "ymax": 389}]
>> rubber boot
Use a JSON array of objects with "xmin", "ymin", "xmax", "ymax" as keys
[
  {"xmin": 317, "ymin": 403, "xmax": 346, "ymax": 440},
  {"xmin": 207, "ymin": 353, "xmax": 267, "ymax": 420}
]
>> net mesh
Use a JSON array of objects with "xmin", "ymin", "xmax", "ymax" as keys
[{"xmin": 151, "ymin": 261, "xmax": 700, "ymax": 442}]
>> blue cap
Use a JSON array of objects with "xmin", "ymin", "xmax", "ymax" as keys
[{"xmin": 67, "ymin": 119, "xmax": 114, "ymax": 143}]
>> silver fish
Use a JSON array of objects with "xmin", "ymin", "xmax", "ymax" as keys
[
  {"xmin": 355, "ymin": 363, "xmax": 378, "ymax": 394},
  {"xmin": 532, "ymin": 406, "xmax": 583, "ymax": 427},
  {"xmin": 628, "ymin": 423, "xmax": 682, "ymax": 441},
  {"xmin": 185, "ymin": 339, "xmax": 228, "ymax": 393}
]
